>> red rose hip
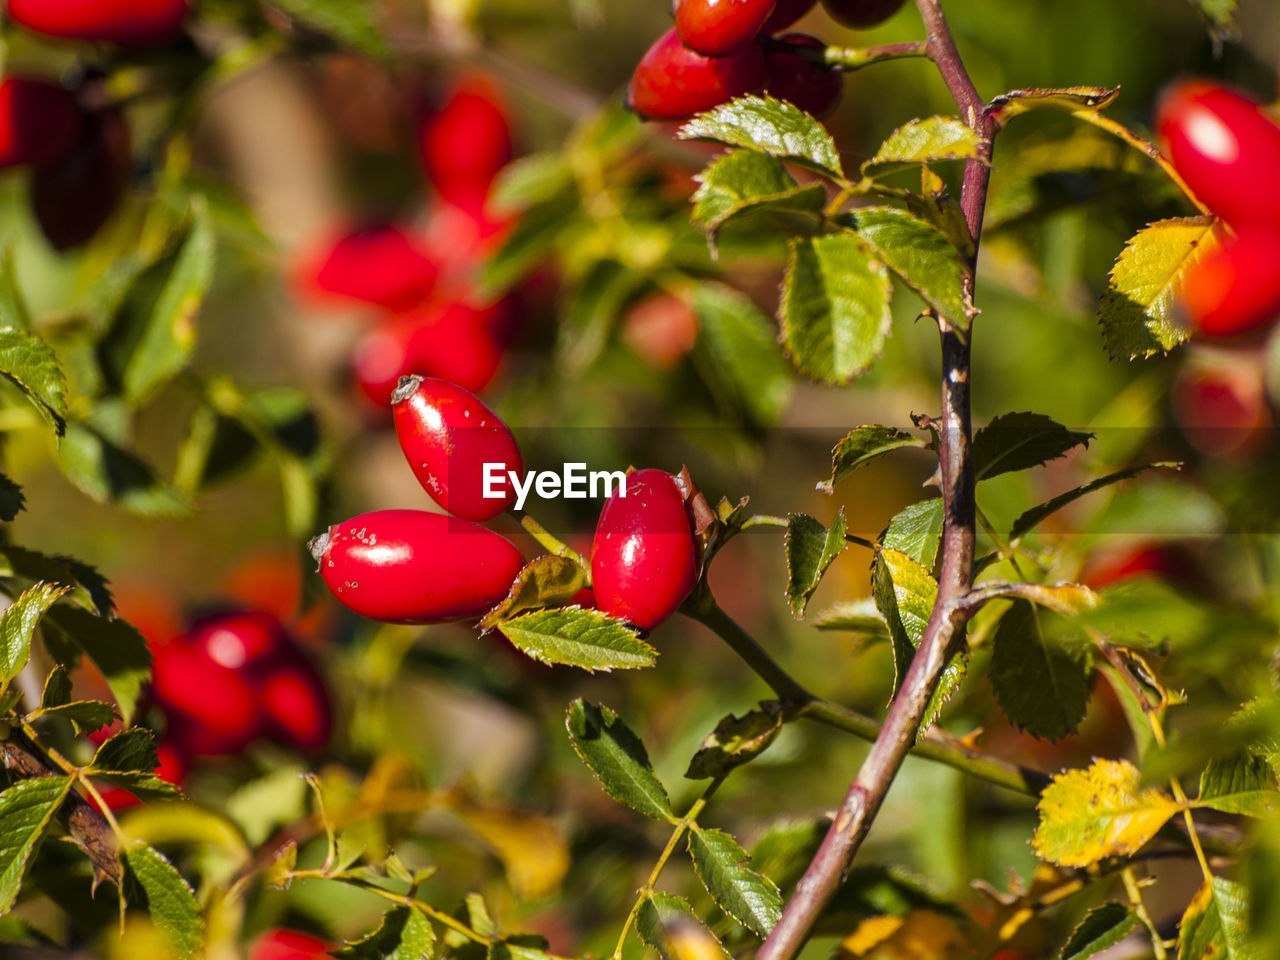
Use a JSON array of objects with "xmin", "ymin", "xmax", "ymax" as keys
[
  {"xmin": 1181, "ymin": 229, "xmax": 1280, "ymax": 338},
  {"xmin": 188, "ymin": 610, "xmax": 291, "ymax": 671},
  {"xmin": 765, "ymin": 34, "xmax": 843, "ymax": 117},
  {"xmin": 297, "ymin": 224, "xmax": 438, "ymax": 312},
  {"xmin": 0, "ymin": 77, "xmax": 82, "ymax": 168},
  {"xmin": 260, "ymin": 662, "xmax": 331, "ymax": 751},
  {"xmin": 419, "ymin": 75, "xmax": 512, "ymax": 214},
  {"xmin": 30, "ymin": 106, "xmax": 130, "ymax": 250},
  {"xmin": 311, "ymin": 510, "xmax": 524, "ymax": 624},
  {"xmin": 392, "ymin": 374, "xmax": 524, "ymax": 521},
  {"xmin": 1157, "ymin": 81, "xmax": 1280, "ymax": 230},
  {"xmin": 151, "ymin": 643, "xmax": 261, "ymax": 755},
  {"xmin": 821, "ymin": 0, "xmax": 906, "ymax": 28},
  {"xmin": 250, "ymin": 929, "xmax": 334, "ymax": 960},
  {"xmin": 763, "ymin": 0, "xmax": 818, "ymax": 31},
  {"xmin": 591, "ymin": 469, "xmax": 698, "ymax": 631},
  {"xmin": 674, "ymin": 0, "xmax": 776, "ymax": 58},
  {"xmin": 7, "ymin": 0, "xmax": 188, "ymax": 45},
  {"xmin": 629, "ymin": 28, "xmax": 768, "ymax": 123}
]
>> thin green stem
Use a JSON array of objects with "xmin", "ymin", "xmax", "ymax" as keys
[
  {"xmin": 1122, "ymin": 867, "xmax": 1169, "ymax": 960},
  {"xmin": 612, "ymin": 782, "xmax": 721, "ymax": 960},
  {"xmin": 823, "ymin": 41, "xmax": 930, "ymax": 71},
  {"xmin": 517, "ymin": 514, "xmax": 588, "ymax": 568}
]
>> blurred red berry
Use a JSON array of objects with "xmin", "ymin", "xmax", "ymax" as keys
[
  {"xmin": 259, "ymin": 662, "xmax": 331, "ymax": 751},
  {"xmin": 218, "ymin": 549, "xmax": 304, "ymax": 624},
  {"xmin": 1181, "ymin": 228, "xmax": 1280, "ymax": 338},
  {"xmin": 188, "ymin": 610, "xmax": 292, "ymax": 672},
  {"xmin": 1171, "ymin": 354, "xmax": 1271, "ymax": 457},
  {"xmin": 250, "ymin": 929, "xmax": 334, "ymax": 960},
  {"xmin": 821, "ymin": 0, "xmax": 906, "ymax": 28},
  {"xmin": 629, "ymin": 28, "xmax": 768, "ymax": 123},
  {"xmin": 764, "ymin": 0, "xmax": 818, "ymax": 32},
  {"xmin": 402, "ymin": 299, "xmax": 507, "ymax": 394},
  {"xmin": 0, "ymin": 76, "xmax": 82, "ymax": 168},
  {"xmin": 152, "ymin": 643, "xmax": 261, "ymax": 756},
  {"xmin": 764, "ymin": 35, "xmax": 843, "ymax": 117},
  {"xmin": 295, "ymin": 224, "xmax": 438, "ymax": 312},
  {"xmin": 621, "ymin": 292, "xmax": 699, "ymax": 371},
  {"xmin": 7, "ymin": 0, "xmax": 187, "ymax": 45},
  {"xmin": 675, "ymin": 0, "xmax": 776, "ymax": 58},
  {"xmin": 420, "ymin": 75, "xmax": 513, "ymax": 215},
  {"xmin": 30, "ymin": 106, "xmax": 130, "ymax": 250}
]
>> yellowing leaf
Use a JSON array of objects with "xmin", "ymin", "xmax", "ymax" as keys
[
  {"xmin": 453, "ymin": 803, "xmax": 571, "ymax": 901},
  {"xmin": 837, "ymin": 910, "xmax": 972, "ymax": 960},
  {"xmin": 1032, "ymin": 759, "xmax": 1181, "ymax": 867}
]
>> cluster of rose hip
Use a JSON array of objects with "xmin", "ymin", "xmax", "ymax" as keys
[
  {"xmin": 293, "ymin": 76, "xmax": 520, "ymax": 408},
  {"xmin": 629, "ymin": 0, "xmax": 906, "ymax": 122},
  {"xmin": 0, "ymin": 0, "xmax": 189, "ymax": 247},
  {"xmin": 94, "ymin": 580, "xmax": 331, "ymax": 810},
  {"xmin": 311, "ymin": 374, "xmax": 700, "ymax": 636},
  {"xmin": 1158, "ymin": 80, "xmax": 1280, "ymax": 338}
]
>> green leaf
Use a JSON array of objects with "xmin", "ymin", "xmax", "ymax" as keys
[
  {"xmin": 837, "ymin": 207, "xmax": 969, "ymax": 324},
  {"xmin": 990, "ymin": 601, "xmax": 1091, "ymax": 742},
  {"xmin": 972, "ymin": 412, "xmax": 1092, "ymax": 481},
  {"xmin": 479, "ymin": 191, "xmax": 578, "ymax": 301},
  {"xmin": 269, "ymin": 0, "xmax": 386, "ymax": 55},
  {"xmin": 691, "ymin": 150, "xmax": 825, "ymax": 247},
  {"xmin": 862, "ymin": 117, "xmax": 980, "ymax": 179},
  {"xmin": 1178, "ymin": 877, "xmax": 1253, "ymax": 960},
  {"xmin": 686, "ymin": 702, "xmax": 785, "ymax": 780},
  {"xmin": 1187, "ymin": 0, "xmax": 1238, "ymax": 41},
  {"xmin": 1196, "ymin": 752, "xmax": 1280, "ymax": 818},
  {"xmin": 881, "ymin": 499, "xmax": 943, "ymax": 570},
  {"xmin": 691, "ymin": 282, "xmax": 793, "ymax": 428},
  {"xmin": 872, "ymin": 550, "xmax": 963, "ymax": 729},
  {"xmin": 1009, "ymin": 462, "xmax": 1178, "ymax": 542},
  {"xmin": 0, "ymin": 545, "xmax": 113, "ymax": 617},
  {"xmin": 0, "ymin": 776, "xmax": 72, "ymax": 914},
  {"xmin": 1033, "ymin": 758, "xmax": 1180, "ymax": 867},
  {"xmin": 784, "ymin": 509, "xmax": 847, "ymax": 618},
  {"xmin": 0, "ymin": 582, "xmax": 71, "ymax": 686},
  {"xmin": 1060, "ymin": 902, "xmax": 1138, "ymax": 960},
  {"xmin": 489, "ymin": 153, "xmax": 573, "ymax": 216},
  {"xmin": 123, "ymin": 200, "xmax": 215, "ymax": 404},
  {"xmin": 224, "ymin": 764, "xmax": 308, "ymax": 846},
  {"xmin": 817, "ymin": 426, "xmax": 925, "ymax": 494},
  {"xmin": 480, "ymin": 555, "xmax": 588, "ymax": 630},
  {"xmin": 557, "ymin": 259, "xmax": 642, "ymax": 374},
  {"xmin": 1098, "ymin": 217, "xmax": 1220, "ymax": 359},
  {"xmin": 335, "ymin": 907, "xmax": 436, "ymax": 960},
  {"xmin": 122, "ymin": 842, "xmax": 204, "ymax": 958},
  {"xmin": 0, "ymin": 473, "xmax": 23, "ymax": 521},
  {"xmin": 499, "ymin": 608, "xmax": 655, "ymax": 672},
  {"xmin": 780, "ymin": 235, "xmax": 892, "ymax": 384},
  {"xmin": 57, "ymin": 418, "xmax": 189, "ymax": 517},
  {"xmin": 0, "ymin": 247, "xmax": 32, "ymax": 331},
  {"xmin": 0, "ymin": 327, "xmax": 68, "ymax": 436},
  {"xmin": 811, "ymin": 598, "xmax": 889, "ymax": 640},
  {"xmin": 565, "ymin": 699, "xmax": 673, "ymax": 821},
  {"xmin": 679, "ymin": 95, "xmax": 844, "ymax": 180},
  {"xmin": 32, "ymin": 699, "xmax": 117, "ymax": 735},
  {"xmin": 43, "ymin": 606, "xmax": 152, "ymax": 723},
  {"xmin": 40, "ymin": 665, "xmax": 72, "ymax": 709},
  {"xmin": 636, "ymin": 893, "xmax": 730, "ymax": 960},
  {"xmin": 94, "ymin": 771, "xmax": 183, "ymax": 803},
  {"xmin": 687, "ymin": 827, "xmax": 783, "ymax": 937},
  {"xmin": 92, "ymin": 728, "xmax": 159, "ymax": 773}
]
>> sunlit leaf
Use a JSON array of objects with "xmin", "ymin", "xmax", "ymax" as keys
[
  {"xmin": 687, "ymin": 827, "xmax": 782, "ymax": 937},
  {"xmin": 785, "ymin": 509, "xmax": 847, "ymax": 618},
  {"xmin": 565, "ymin": 699, "xmax": 673, "ymax": 821},
  {"xmin": 679, "ymin": 95, "xmax": 844, "ymax": 180},
  {"xmin": 818, "ymin": 426, "xmax": 925, "ymax": 494},
  {"xmin": 499, "ymin": 608, "xmax": 655, "ymax": 671}
]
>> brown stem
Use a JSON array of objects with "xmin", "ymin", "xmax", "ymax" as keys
[
  {"xmin": 755, "ymin": 3, "xmax": 992, "ymax": 958},
  {"xmin": 0, "ymin": 734, "xmax": 122, "ymax": 889}
]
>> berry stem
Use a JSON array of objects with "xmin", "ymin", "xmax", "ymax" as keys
[{"xmin": 821, "ymin": 41, "xmax": 930, "ymax": 71}]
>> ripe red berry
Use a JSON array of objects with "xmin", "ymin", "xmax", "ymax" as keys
[
  {"xmin": 7, "ymin": 0, "xmax": 187, "ymax": 45},
  {"xmin": 392, "ymin": 374, "xmax": 524, "ymax": 521},
  {"xmin": 1181, "ymin": 229, "xmax": 1280, "ymax": 338},
  {"xmin": 311, "ymin": 510, "xmax": 524, "ymax": 624},
  {"xmin": 188, "ymin": 610, "xmax": 291, "ymax": 672},
  {"xmin": 403, "ymin": 299, "xmax": 506, "ymax": 394},
  {"xmin": 1171, "ymin": 354, "xmax": 1270, "ymax": 457},
  {"xmin": 820, "ymin": 0, "xmax": 906, "ymax": 28},
  {"xmin": 765, "ymin": 34, "xmax": 843, "ymax": 118},
  {"xmin": 353, "ymin": 318, "xmax": 422, "ymax": 408},
  {"xmin": 151, "ymin": 642, "xmax": 261, "ymax": 755},
  {"xmin": 591, "ymin": 469, "xmax": 698, "ymax": 632},
  {"xmin": 674, "ymin": 0, "xmax": 776, "ymax": 58},
  {"xmin": 1157, "ymin": 81, "xmax": 1280, "ymax": 231},
  {"xmin": 420, "ymin": 75, "xmax": 512, "ymax": 215},
  {"xmin": 621, "ymin": 292, "xmax": 699, "ymax": 371},
  {"xmin": 1083, "ymin": 545, "xmax": 1194, "ymax": 590},
  {"xmin": 260, "ymin": 662, "xmax": 331, "ymax": 751},
  {"xmin": 250, "ymin": 929, "xmax": 333, "ymax": 960},
  {"xmin": 629, "ymin": 28, "xmax": 768, "ymax": 123},
  {"xmin": 30, "ymin": 106, "xmax": 130, "ymax": 250},
  {"xmin": 297, "ymin": 224, "xmax": 438, "ymax": 312},
  {"xmin": 0, "ymin": 76, "xmax": 82, "ymax": 168},
  {"xmin": 763, "ymin": 0, "xmax": 818, "ymax": 32}
]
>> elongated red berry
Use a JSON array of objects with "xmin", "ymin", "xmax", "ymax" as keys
[
  {"xmin": 297, "ymin": 224, "xmax": 438, "ymax": 312},
  {"xmin": 764, "ymin": 0, "xmax": 817, "ymax": 31},
  {"xmin": 7, "ymin": 0, "xmax": 188, "ymax": 45},
  {"xmin": 250, "ymin": 929, "xmax": 333, "ymax": 960},
  {"xmin": 675, "ymin": 0, "xmax": 776, "ymax": 57},
  {"xmin": 151, "ymin": 642, "xmax": 261, "ymax": 755},
  {"xmin": 260, "ymin": 662, "xmax": 331, "ymax": 751},
  {"xmin": 765, "ymin": 34, "xmax": 842, "ymax": 117},
  {"xmin": 30, "ymin": 106, "xmax": 130, "ymax": 249},
  {"xmin": 188, "ymin": 610, "xmax": 291, "ymax": 671},
  {"xmin": 629, "ymin": 28, "xmax": 768, "ymax": 123},
  {"xmin": 419, "ymin": 75, "xmax": 512, "ymax": 214},
  {"xmin": 392, "ymin": 375, "xmax": 523, "ymax": 521},
  {"xmin": 591, "ymin": 469, "xmax": 698, "ymax": 631},
  {"xmin": 403, "ymin": 299, "xmax": 506, "ymax": 394},
  {"xmin": 1157, "ymin": 81, "xmax": 1280, "ymax": 230},
  {"xmin": 0, "ymin": 77, "xmax": 82, "ymax": 168},
  {"xmin": 311, "ymin": 510, "xmax": 524, "ymax": 624},
  {"xmin": 820, "ymin": 0, "xmax": 905, "ymax": 28},
  {"xmin": 1181, "ymin": 229, "xmax": 1280, "ymax": 337}
]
